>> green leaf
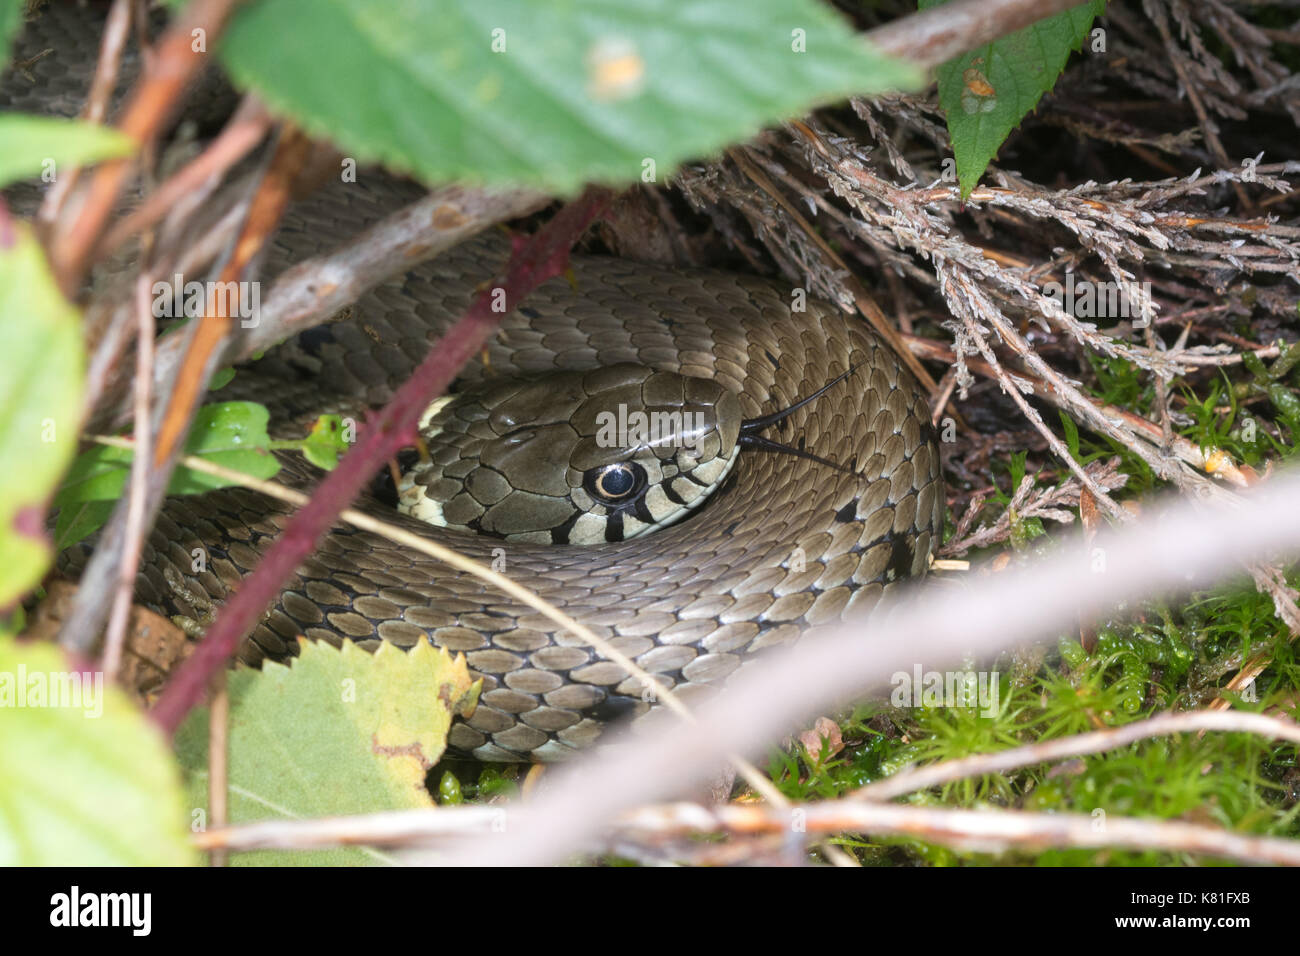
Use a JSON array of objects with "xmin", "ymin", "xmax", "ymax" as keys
[
  {"xmin": 299, "ymin": 414, "xmax": 350, "ymax": 470},
  {"xmin": 175, "ymin": 639, "xmax": 480, "ymax": 865},
  {"xmin": 167, "ymin": 401, "xmax": 281, "ymax": 494},
  {"xmin": 210, "ymin": 367, "xmax": 236, "ymax": 390},
  {"xmin": 53, "ymin": 446, "xmax": 134, "ymax": 508},
  {"xmin": 0, "ymin": 114, "xmax": 135, "ymax": 190},
  {"xmin": 0, "ymin": 639, "xmax": 195, "ymax": 865},
  {"xmin": 1058, "ymin": 409, "xmax": 1080, "ymax": 459},
  {"xmin": 209, "ymin": 0, "xmax": 920, "ymax": 193},
  {"xmin": 0, "ymin": 219, "xmax": 84, "ymax": 608},
  {"xmin": 53, "ymin": 500, "xmax": 115, "ymax": 552},
  {"xmin": 923, "ymin": 0, "xmax": 1105, "ymax": 199},
  {"xmin": 55, "ymin": 401, "xmax": 281, "ymax": 512},
  {"xmin": 0, "ymin": 0, "xmax": 21, "ymax": 70}
]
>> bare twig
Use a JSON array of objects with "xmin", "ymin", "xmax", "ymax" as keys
[
  {"xmin": 58, "ymin": 129, "xmax": 308, "ymax": 655},
  {"xmin": 1143, "ymin": 0, "xmax": 1251, "ymax": 211},
  {"xmin": 99, "ymin": 275, "xmax": 155, "ymax": 678},
  {"xmin": 854, "ymin": 710, "xmax": 1300, "ymax": 802},
  {"xmin": 900, "ymin": 332, "xmax": 1255, "ymax": 488},
  {"xmin": 191, "ymin": 793, "xmax": 1300, "ymax": 867},
  {"xmin": 36, "ymin": 0, "xmax": 134, "ymax": 229},
  {"xmin": 942, "ymin": 263, "xmax": 1130, "ymax": 522},
  {"xmin": 611, "ymin": 802, "xmax": 1300, "ymax": 866},
  {"xmin": 938, "ymin": 459, "xmax": 1129, "ymax": 556},
  {"xmin": 154, "ymin": 130, "xmax": 307, "ymax": 469},
  {"xmin": 47, "ymin": 0, "xmax": 244, "ymax": 292},
  {"xmin": 94, "ymin": 98, "xmax": 273, "ymax": 259},
  {"xmin": 867, "ymin": 0, "xmax": 1086, "ymax": 68},
  {"xmin": 91, "ymin": 182, "xmax": 551, "ymax": 433},
  {"xmin": 728, "ymin": 142, "xmax": 942, "ymax": 398}
]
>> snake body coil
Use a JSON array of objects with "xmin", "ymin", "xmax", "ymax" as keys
[
  {"xmin": 143, "ymin": 217, "xmax": 945, "ymax": 761},
  {"xmin": 12, "ymin": 4, "xmax": 944, "ymax": 761}
]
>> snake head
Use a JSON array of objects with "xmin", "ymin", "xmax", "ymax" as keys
[{"xmin": 396, "ymin": 363, "xmax": 743, "ymax": 544}]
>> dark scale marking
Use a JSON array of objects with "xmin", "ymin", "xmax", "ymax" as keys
[
  {"xmin": 887, "ymin": 534, "xmax": 915, "ymax": 580},
  {"xmin": 519, "ymin": 306, "xmax": 540, "ymax": 319},
  {"xmin": 723, "ymin": 519, "xmax": 741, "ymax": 536},
  {"xmin": 313, "ymin": 603, "xmax": 357, "ymax": 618},
  {"xmin": 464, "ymin": 515, "xmax": 507, "ymax": 540},
  {"xmin": 835, "ymin": 500, "xmax": 858, "ymax": 523},
  {"xmin": 605, "ymin": 511, "xmax": 625, "ymax": 542},
  {"xmin": 296, "ymin": 325, "xmax": 336, "ymax": 358},
  {"xmin": 550, "ymin": 511, "xmax": 582, "ymax": 544},
  {"xmin": 764, "ymin": 348, "xmax": 780, "ymax": 369},
  {"xmin": 662, "ymin": 481, "xmax": 687, "ymax": 505},
  {"xmin": 630, "ymin": 497, "xmax": 657, "ymax": 526},
  {"xmin": 590, "ymin": 693, "xmax": 642, "ymax": 725},
  {"xmin": 919, "ymin": 416, "xmax": 940, "ymax": 449}
]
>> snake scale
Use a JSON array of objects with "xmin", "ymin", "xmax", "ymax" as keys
[{"xmin": 12, "ymin": 3, "xmax": 944, "ymax": 762}]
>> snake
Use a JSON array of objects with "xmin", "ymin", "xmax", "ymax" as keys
[{"xmin": 10, "ymin": 3, "xmax": 945, "ymax": 762}]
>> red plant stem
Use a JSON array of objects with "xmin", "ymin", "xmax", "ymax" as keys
[{"xmin": 149, "ymin": 188, "xmax": 611, "ymax": 735}]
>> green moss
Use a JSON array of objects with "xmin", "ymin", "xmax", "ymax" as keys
[{"xmin": 761, "ymin": 572, "xmax": 1300, "ymax": 866}]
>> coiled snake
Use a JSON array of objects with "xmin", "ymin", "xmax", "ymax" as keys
[{"xmin": 12, "ymin": 4, "xmax": 944, "ymax": 762}]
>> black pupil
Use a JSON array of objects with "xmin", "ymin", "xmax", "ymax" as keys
[{"xmin": 597, "ymin": 466, "xmax": 635, "ymax": 498}]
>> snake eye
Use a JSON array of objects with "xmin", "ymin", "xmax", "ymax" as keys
[{"xmin": 584, "ymin": 462, "xmax": 644, "ymax": 504}]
